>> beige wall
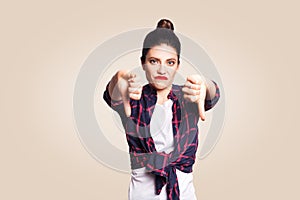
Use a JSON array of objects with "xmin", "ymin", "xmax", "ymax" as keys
[{"xmin": 1, "ymin": 0, "xmax": 299, "ymax": 199}]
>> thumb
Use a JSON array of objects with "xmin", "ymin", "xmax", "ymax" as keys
[
  {"xmin": 120, "ymin": 72, "xmax": 132, "ymax": 117},
  {"xmin": 198, "ymin": 83, "xmax": 206, "ymax": 121},
  {"xmin": 119, "ymin": 71, "xmax": 134, "ymax": 117},
  {"xmin": 122, "ymin": 91, "xmax": 131, "ymax": 117},
  {"xmin": 197, "ymin": 101, "xmax": 205, "ymax": 121}
]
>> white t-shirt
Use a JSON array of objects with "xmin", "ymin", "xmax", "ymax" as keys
[{"xmin": 128, "ymin": 99, "xmax": 197, "ymax": 200}]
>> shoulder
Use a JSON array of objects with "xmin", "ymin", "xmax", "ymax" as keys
[
  {"xmin": 171, "ymin": 84, "xmax": 184, "ymax": 98},
  {"xmin": 172, "ymin": 84, "xmax": 183, "ymax": 91}
]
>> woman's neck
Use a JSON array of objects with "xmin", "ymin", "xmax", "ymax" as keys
[{"xmin": 156, "ymin": 86, "xmax": 172, "ymax": 105}]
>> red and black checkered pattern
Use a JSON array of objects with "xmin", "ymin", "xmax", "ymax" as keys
[{"xmin": 103, "ymin": 81, "xmax": 220, "ymax": 200}]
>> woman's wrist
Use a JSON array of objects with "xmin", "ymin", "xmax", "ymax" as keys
[
  {"xmin": 205, "ymin": 79, "xmax": 217, "ymax": 100},
  {"xmin": 108, "ymin": 71, "xmax": 123, "ymax": 101}
]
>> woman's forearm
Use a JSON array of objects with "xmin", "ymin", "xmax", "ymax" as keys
[
  {"xmin": 108, "ymin": 71, "xmax": 123, "ymax": 101},
  {"xmin": 205, "ymin": 79, "xmax": 217, "ymax": 100}
]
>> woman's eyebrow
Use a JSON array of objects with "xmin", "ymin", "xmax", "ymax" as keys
[
  {"xmin": 166, "ymin": 58, "xmax": 177, "ymax": 61},
  {"xmin": 148, "ymin": 57, "xmax": 160, "ymax": 60},
  {"xmin": 148, "ymin": 57, "xmax": 177, "ymax": 61},
  {"xmin": 148, "ymin": 56, "xmax": 160, "ymax": 61}
]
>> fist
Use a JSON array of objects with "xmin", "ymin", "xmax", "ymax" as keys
[
  {"xmin": 116, "ymin": 70, "xmax": 142, "ymax": 117},
  {"xmin": 182, "ymin": 74, "xmax": 207, "ymax": 121}
]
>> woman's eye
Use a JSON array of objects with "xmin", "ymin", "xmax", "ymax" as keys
[
  {"xmin": 149, "ymin": 59, "xmax": 158, "ymax": 64},
  {"xmin": 167, "ymin": 61, "xmax": 175, "ymax": 65}
]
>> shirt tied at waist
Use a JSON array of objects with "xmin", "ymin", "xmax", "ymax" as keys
[{"xmin": 130, "ymin": 150, "xmax": 195, "ymax": 200}]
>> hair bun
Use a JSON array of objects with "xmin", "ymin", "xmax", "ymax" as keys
[{"xmin": 156, "ymin": 19, "xmax": 174, "ymax": 31}]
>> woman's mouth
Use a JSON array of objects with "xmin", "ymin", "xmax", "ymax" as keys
[{"xmin": 155, "ymin": 76, "xmax": 168, "ymax": 80}]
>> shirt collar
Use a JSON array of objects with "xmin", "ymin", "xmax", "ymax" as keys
[{"xmin": 143, "ymin": 84, "xmax": 181, "ymax": 102}]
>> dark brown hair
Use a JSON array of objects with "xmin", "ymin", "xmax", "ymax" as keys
[
  {"xmin": 140, "ymin": 19, "xmax": 181, "ymax": 64},
  {"xmin": 156, "ymin": 19, "xmax": 174, "ymax": 30}
]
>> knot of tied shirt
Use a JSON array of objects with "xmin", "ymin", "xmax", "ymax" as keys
[{"xmin": 130, "ymin": 141, "xmax": 196, "ymax": 200}]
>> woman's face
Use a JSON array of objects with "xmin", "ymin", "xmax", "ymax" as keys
[{"xmin": 142, "ymin": 44, "xmax": 179, "ymax": 91}]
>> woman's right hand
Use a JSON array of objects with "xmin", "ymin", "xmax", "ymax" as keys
[{"xmin": 109, "ymin": 70, "xmax": 142, "ymax": 117}]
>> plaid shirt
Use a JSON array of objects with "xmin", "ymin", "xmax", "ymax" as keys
[{"xmin": 103, "ymin": 81, "xmax": 220, "ymax": 200}]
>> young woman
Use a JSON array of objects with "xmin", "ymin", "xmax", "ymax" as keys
[{"xmin": 103, "ymin": 19, "xmax": 220, "ymax": 200}]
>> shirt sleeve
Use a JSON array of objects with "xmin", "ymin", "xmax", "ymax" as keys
[{"xmin": 204, "ymin": 80, "xmax": 220, "ymax": 111}]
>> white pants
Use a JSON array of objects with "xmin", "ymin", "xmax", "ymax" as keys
[{"xmin": 128, "ymin": 167, "xmax": 197, "ymax": 200}]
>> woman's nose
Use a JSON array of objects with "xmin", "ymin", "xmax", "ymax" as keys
[{"xmin": 157, "ymin": 64, "xmax": 166, "ymax": 74}]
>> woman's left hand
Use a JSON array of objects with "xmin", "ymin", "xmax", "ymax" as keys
[{"xmin": 182, "ymin": 74, "xmax": 207, "ymax": 121}]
